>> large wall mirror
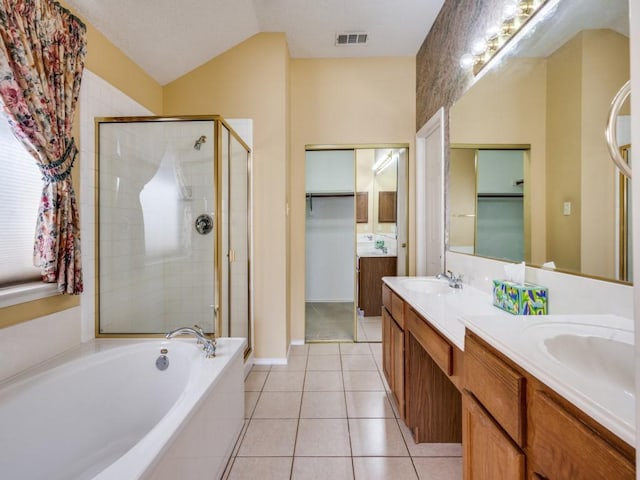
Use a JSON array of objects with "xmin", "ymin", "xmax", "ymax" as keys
[{"xmin": 448, "ymin": 0, "xmax": 631, "ymax": 283}]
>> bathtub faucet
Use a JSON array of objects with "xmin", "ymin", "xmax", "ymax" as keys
[{"xmin": 166, "ymin": 327, "xmax": 216, "ymax": 358}]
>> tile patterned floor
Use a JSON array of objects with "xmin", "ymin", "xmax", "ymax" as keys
[
  {"xmin": 223, "ymin": 343, "xmax": 462, "ymax": 480},
  {"xmin": 357, "ymin": 315, "xmax": 382, "ymax": 342}
]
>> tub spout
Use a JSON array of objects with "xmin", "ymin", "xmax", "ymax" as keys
[{"xmin": 166, "ymin": 327, "xmax": 216, "ymax": 358}]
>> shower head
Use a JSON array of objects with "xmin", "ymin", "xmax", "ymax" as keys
[{"xmin": 194, "ymin": 135, "xmax": 207, "ymax": 150}]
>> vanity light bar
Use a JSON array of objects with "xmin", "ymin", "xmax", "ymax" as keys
[
  {"xmin": 460, "ymin": 0, "xmax": 560, "ymax": 78},
  {"xmin": 372, "ymin": 151, "xmax": 398, "ymax": 176}
]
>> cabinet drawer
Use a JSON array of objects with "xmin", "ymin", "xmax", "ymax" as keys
[
  {"xmin": 390, "ymin": 291, "xmax": 405, "ymax": 329},
  {"xmin": 406, "ymin": 307, "xmax": 452, "ymax": 375},
  {"xmin": 464, "ymin": 333, "xmax": 525, "ymax": 446},
  {"xmin": 529, "ymin": 390, "xmax": 635, "ymax": 480},
  {"xmin": 382, "ymin": 284, "xmax": 392, "ymax": 312}
]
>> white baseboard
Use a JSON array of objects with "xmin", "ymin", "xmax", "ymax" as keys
[
  {"xmin": 243, "ymin": 352, "xmax": 254, "ymax": 378},
  {"xmin": 253, "ymin": 357, "xmax": 287, "ymax": 365}
]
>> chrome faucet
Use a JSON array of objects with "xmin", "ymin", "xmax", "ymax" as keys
[
  {"xmin": 166, "ymin": 326, "xmax": 216, "ymax": 358},
  {"xmin": 193, "ymin": 324, "xmax": 216, "ymax": 347},
  {"xmin": 436, "ymin": 270, "xmax": 464, "ymax": 289}
]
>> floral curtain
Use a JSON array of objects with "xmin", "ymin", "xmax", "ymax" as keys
[{"xmin": 0, "ymin": 0, "xmax": 86, "ymax": 294}]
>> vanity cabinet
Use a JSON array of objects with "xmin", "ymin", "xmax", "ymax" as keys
[
  {"xmin": 528, "ymin": 388, "xmax": 635, "ymax": 480},
  {"xmin": 463, "ymin": 331, "xmax": 635, "ymax": 480},
  {"xmin": 462, "ymin": 391, "xmax": 525, "ymax": 480},
  {"xmin": 463, "ymin": 333, "xmax": 526, "ymax": 480},
  {"xmin": 382, "ymin": 284, "xmax": 404, "ymax": 417},
  {"xmin": 359, "ymin": 256, "xmax": 396, "ymax": 316},
  {"xmin": 382, "ymin": 283, "xmax": 463, "ymax": 442},
  {"xmin": 405, "ymin": 306, "xmax": 462, "ymax": 443}
]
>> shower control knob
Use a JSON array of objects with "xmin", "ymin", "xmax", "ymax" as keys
[{"xmin": 195, "ymin": 214, "xmax": 214, "ymax": 235}]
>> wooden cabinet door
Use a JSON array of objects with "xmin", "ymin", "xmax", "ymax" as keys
[
  {"xmin": 463, "ymin": 391, "xmax": 525, "ymax": 480},
  {"xmin": 405, "ymin": 328, "xmax": 461, "ymax": 443},
  {"xmin": 390, "ymin": 318, "xmax": 405, "ymax": 417},
  {"xmin": 465, "ymin": 333, "xmax": 525, "ymax": 446},
  {"xmin": 528, "ymin": 390, "xmax": 635, "ymax": 480},
  {"xmin": 382, "ymin": 307, "xmax": 392, "ymax": 383},
  {"xmin": 378, "ymin": 191, "xmax": 397, "ymax": 222},
  {"xmin": 356, "ymin": 192, "xmax": 368, "ymax": 223},
  {"xmin": 359, "ymin": 257, "xmax": 397, "ymax": 316}
]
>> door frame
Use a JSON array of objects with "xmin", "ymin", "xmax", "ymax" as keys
[{"xmin": 415, "ymin": 108, "xmax": 446, "ymax": 276}]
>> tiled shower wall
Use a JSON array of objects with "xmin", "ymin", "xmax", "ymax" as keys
[
  {"xmin": 80, "ymin": 71, "xmax": 218, "ymax": 338},
  {"xmin": 78, "ymin": 70, "xmax": 153, "ymax": 339},
  {"xmin": 88, "ymin": 110, "xmax": 217, "ymax": 334}
]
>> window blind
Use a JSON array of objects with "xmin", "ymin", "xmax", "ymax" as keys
[{"xmin": 0, "ymin": 117, "xmax": 43, "ymax": 286}]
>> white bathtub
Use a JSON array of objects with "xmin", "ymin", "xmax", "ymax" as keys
[{"xmin": 0, "ymin": 337, "xmax": 246, "ymax": 480}]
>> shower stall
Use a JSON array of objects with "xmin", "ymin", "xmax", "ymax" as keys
[{"xmin": 95, "ymin": 116, "xmax": 251, "ymax": 352}]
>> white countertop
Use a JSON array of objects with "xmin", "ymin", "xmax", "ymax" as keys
[
  {"xmin": 382, "ymin": 276, "xmax": 508, "ymax": 350},
  {"xmin": 382, "ymin": 276, "xmax": 635, "ymax": 447},
  {"xmin": 464, "ymin": 313, "xmax": 635, "ymax": 447},
  {"xmin": 358, "ymin": 252, "xmax": 397, "ymax": 258}
]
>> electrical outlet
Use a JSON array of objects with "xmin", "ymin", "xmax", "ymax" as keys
[{"xmin": 563, "ymin": 201, "xmax": 571, "ymax": 216}]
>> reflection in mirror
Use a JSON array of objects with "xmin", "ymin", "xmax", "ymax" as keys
[
  {"xmin": 449, "ymin": 0, "xmax": 631, "ymax": 282},
  {"xmin": 355, "ymin": 148, "xmax": 405, "ymax": 337},
  {"xmin": 450, "ymin": 149, "xmax": 527, "ymax": 262},
  {"xmin": 619, "ymin": 145, "xmax": 633, "ymax": 282},
  {"xmin": 356, "ymin": 148, "xmax": 402, "ymax": 255}
]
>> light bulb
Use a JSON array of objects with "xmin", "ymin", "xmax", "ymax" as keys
[
  {"xmin": 460, "ymin": 53, "xmax": 475, "ymax": 70},
  {"xmin": 502, "ymin": 0, "xmax": 519, "ymax": 20},
  {"xmin": 485, "ymin": 24, "xmax": 500, "ymax": 40},
  {"xmin": 471, "ymin": 38, "xmax": 487, "ymax": 56}
]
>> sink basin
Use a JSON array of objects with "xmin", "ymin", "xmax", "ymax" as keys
[
  {"xmin": 525, "ymin": 322, "xmax": 634, "ymax": 395},
  {"xmin": 399, "ymin": 277, "xmax": 452, "ymax": 295},
  {"xmin": 544, "ymin": 334, "xmax": 634, "ymax": 394}
]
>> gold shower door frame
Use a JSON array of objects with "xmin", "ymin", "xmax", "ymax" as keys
[{"xmin": 94, "ymin": 115, "xmax": 252, "ymax": 357}]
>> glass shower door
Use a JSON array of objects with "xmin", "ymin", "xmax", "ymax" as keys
[
  {"xmin": 219, "ymin": 124, "xmax": 251, "ymax": 340},
  {"xmin": 97, "ymin": 119, "xmax": 216, "ymax": 334}
]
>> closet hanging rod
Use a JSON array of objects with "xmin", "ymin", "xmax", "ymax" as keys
[
  {"xmin": 477, "ymin": 193, "xmax": 524, "ymax": 198},
  {"xmin": 306, "ymin": 192, "xmax": 355, "ymax": 198},
  {"xmin": 306, "ymin": 192, "xmax": 355, "ymax": 212}
]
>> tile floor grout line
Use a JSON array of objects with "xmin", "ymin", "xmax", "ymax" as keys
[
  {"xmin": 237, "ymin": 338, "xmax": 461, "ymax": 479},
  {"xmin": 288, "ymin": 353, "xmax": 309, "ymax": 479}
]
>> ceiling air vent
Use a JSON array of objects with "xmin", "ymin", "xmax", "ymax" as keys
[{"xmin": 335, "ymin": 32, "xmax": 368, "ymax": 46}]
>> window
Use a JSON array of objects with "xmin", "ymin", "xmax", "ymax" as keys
[{"xmin": 0, "ymin": 116, "xmax": 43, "ymax": 287}]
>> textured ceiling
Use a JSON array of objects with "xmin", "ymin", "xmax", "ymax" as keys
[{"xmin": 65, "ymin": 0, "xmax": 445, "ymax": 85}]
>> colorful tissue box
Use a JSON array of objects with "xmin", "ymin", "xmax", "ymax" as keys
[{"xmin": 492, "ymin": 280, "xmax": 548, "ymax": 315}]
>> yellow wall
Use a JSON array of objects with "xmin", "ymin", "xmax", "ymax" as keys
[
  {"xmin": 449, "ymin": 57, "xmax": 547, "ymax": 264},
  {"xmin": 449, "ymin": 148, "xmax": 476, "ymax": 250},
  {"xmin": 580, "ymin": 30, "xmax": 630, "ymax": 278},
  {"xmin": 290, "ymin": 57, "xmax": 416, "ymax": 342},
  {"xmin": 60, "ymin": 0, "xmax": 163, "ymax": 114},
  {"xmin": 546, "ymin": 30, "xmax": 629, "ymax": 277},
  {"xmin": 163, "ymin": 33, "xmax": 291, "ymax": 359},
  {"xmin": 546, "ymin": 34, "xmax": 583, "ymax": 272}
]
